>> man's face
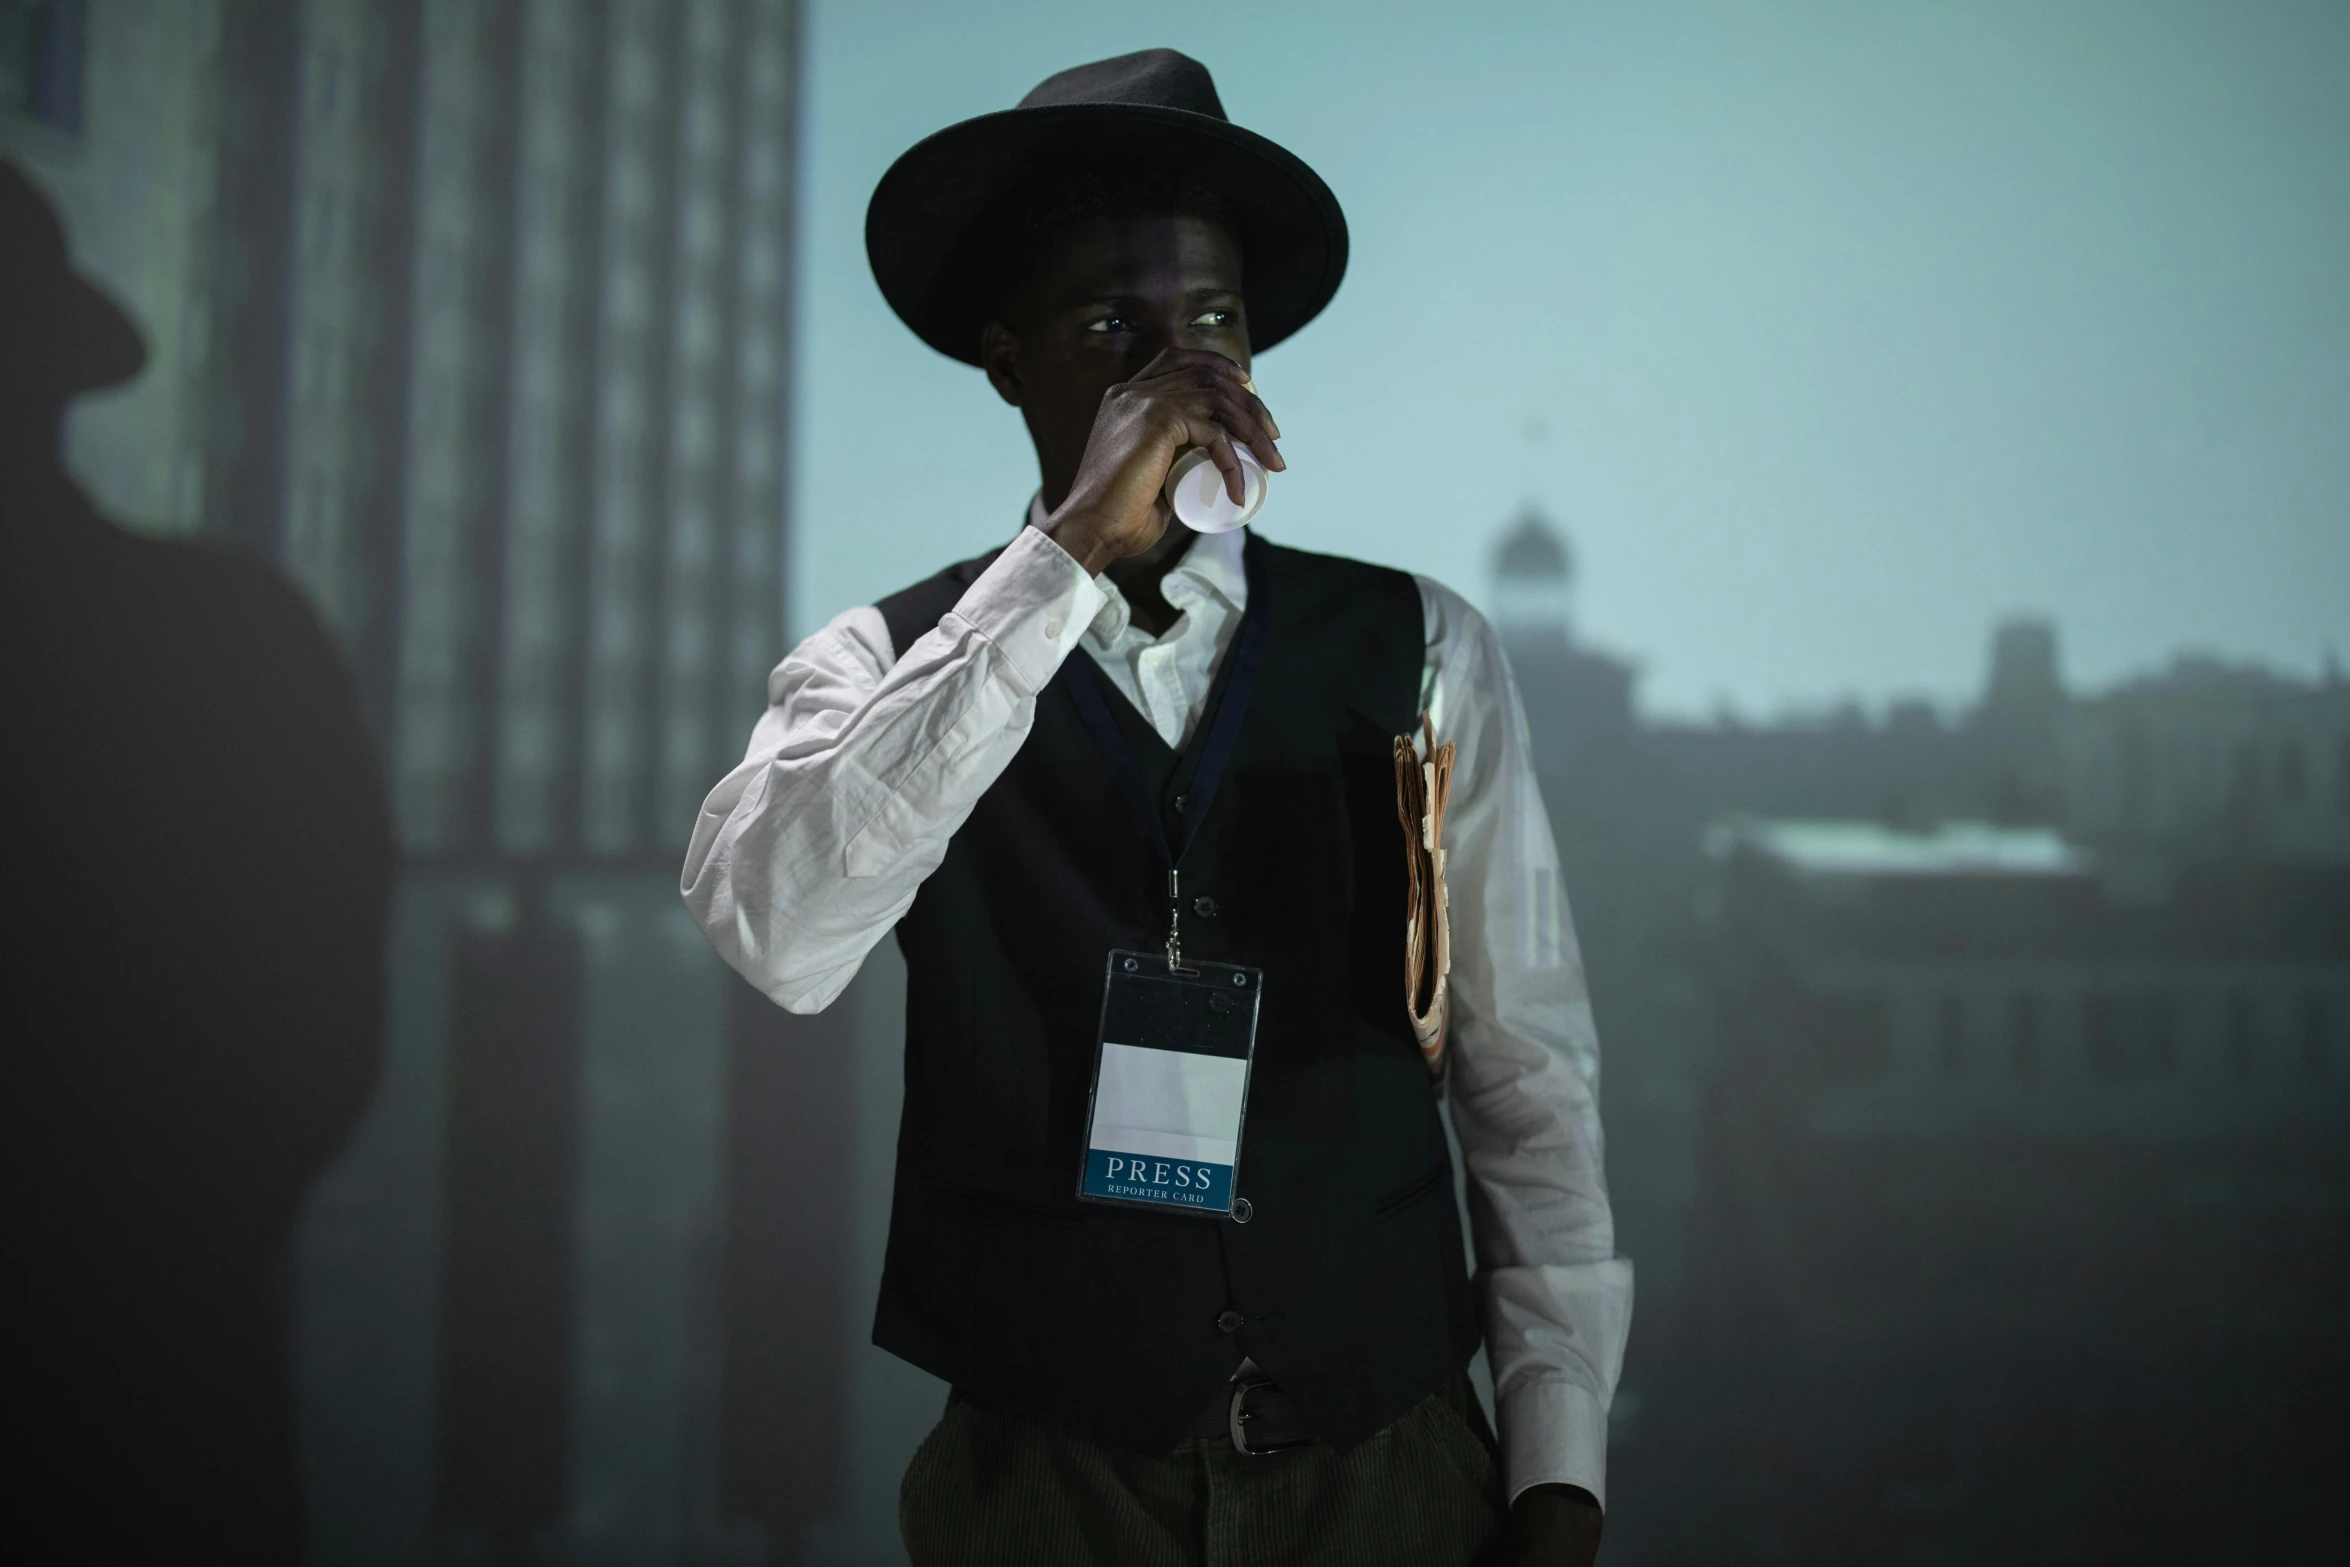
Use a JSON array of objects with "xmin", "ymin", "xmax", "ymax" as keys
[{"xmin": 982, "ymin": 211, "xmax": 1249, "ymax": 505}]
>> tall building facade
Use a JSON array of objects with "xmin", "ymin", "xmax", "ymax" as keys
[{"xmin": 6, "ymin": 5, "xmax": 856, "ymax": 1562}]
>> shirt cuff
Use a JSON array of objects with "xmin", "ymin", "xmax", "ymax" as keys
[
  {"xmin": 1497, "ymin": 1374, "xmax": 1612, "ymax": 1511},
  {"xmin": 1482, "ymin": 1255, "xmax": 1634, "ymax": 1510},
  {"xmin": 945, "ymin": 524, "xmax": 1107, "ymax": 693}
]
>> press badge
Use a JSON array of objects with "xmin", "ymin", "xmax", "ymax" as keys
[{"xmin": 1078, "ymin": 950, "xmax": 1262, "ymax": 1217}]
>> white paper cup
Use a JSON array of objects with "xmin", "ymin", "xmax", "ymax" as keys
[{"xmin": 1165, "ymin": 442, "xmax": 1268, "ymax": 533}]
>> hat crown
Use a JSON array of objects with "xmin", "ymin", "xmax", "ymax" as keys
[
  {"xmin": 1016, "ymin": 49, "xmax": 1228, "ymax": 122},
  {"xmin": 1, "ymin": 159, "xmax": 150, "ymax": 394}
]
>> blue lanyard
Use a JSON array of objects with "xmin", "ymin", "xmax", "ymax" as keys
[{"xmin": 1060, "ymin": 544, "xmax": 1270, "ymax": 969}]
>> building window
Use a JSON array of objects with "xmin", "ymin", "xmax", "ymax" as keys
[
  {"xmin": 2085, "ymin": 991, "xmax": 2179, "ymax": 1080},
  {"xmin": 2226, "ymin": 989, "xmax": 2257, "ymax": 1080},
  {"xmin": 0, "ymin": 0, "xmax": 84, "ymax": 134},
  {"xmin": 2306, "ymin": 994, "xmax": 2335, "ymax": 1078},
  {"xmin": 1936, "ymin": 993, "xmax": 1967, "ymax": 1078},
  {"xmin": 2008, "ymin": 992, "xmax": 2042, "ymax": 1083}
]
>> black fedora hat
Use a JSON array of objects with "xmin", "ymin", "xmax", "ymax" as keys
[
  {"xmin": 1, "ymin": 160, "xmax": 147, "ymax": 397},
  {"xmin": 867, "ymin": 49, "xmax": 1347, "ymax": 366}
]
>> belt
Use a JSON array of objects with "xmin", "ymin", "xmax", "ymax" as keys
[{"xmin": 1188, "ymin": 1368, "xmax": 1317, "ymax": 1456}]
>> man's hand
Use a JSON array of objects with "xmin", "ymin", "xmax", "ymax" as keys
[
  {"xmin": 1039, "ymin": 348, "xmax": 1283, "ymax": 575},
  {"xmin": 1494, "ymin": 1484, "xmax": 1603, "ymax": 1567}
]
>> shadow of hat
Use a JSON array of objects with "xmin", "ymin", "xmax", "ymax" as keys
[
  {"xmin": 866, "ymin": 50, "xmax": 1348, "ymax": 366},
  {"xmin": 2, "ymin": 160, "xmax": 148, "ymax": 397}
]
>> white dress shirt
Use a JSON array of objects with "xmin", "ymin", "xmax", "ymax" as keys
[
  {"xmin": 1067, "ymin": 502, "xmax": 1249, "ymax": 748},
  {"xmin": 680, "ymin": 516, "xmax": 1634, "ymax": 1507}
]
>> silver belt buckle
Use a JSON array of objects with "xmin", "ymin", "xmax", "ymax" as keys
[{"xmin": 1226, "ymin": 1373, "xmax": 1313, "ymax": 1457}]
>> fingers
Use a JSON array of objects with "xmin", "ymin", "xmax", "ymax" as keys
[
  {"xmin": 1202, "ymin": 428, "xmax": 1248, "ymax": 506},
  {"xmin": 1199, "ymin": 382, "xmax": 1283, "ymax": 473},
  {"xmin": 1138, "ymin": 358, "xmax": 1284, "ymax": 474},
  {"xmin": 1241, "ymin": 380, "xmax": 1281, "ymax": 442},
  {"xmin": 1160, "ymin": 393, "xmax": 1277, "ymax": 492},
  {"xmin": 1122, "ymin": 348, "xmax": 1288, "ymax": 493}
]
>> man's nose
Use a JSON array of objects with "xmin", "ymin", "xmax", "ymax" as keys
[{"xmin": 1130, "ymin": 323, "xmax": 1180, "ymax": 367}]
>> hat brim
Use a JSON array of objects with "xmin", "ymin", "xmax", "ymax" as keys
[
  {"xmin": 18, "ymin": 272, "xmax": 148, "ymax": 396},
  {"xmin": 61, "ymin": 275, "xmax": 147, "ymax": 393},
  {"xmin": 866, "ymin": 103, "xmax": 1348, "ymax": 366}
]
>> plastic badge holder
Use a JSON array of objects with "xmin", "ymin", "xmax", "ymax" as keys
[
  {"xmin": 1165, "ymin": 441, "xmax": 1267, "ymax": 534},
  {"xmin": 1078, "ymin": 951, "xmax": 1263, "ymax": 1217}
]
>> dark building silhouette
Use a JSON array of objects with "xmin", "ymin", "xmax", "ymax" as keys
[
  {"xmin": 1975, "ymin": 617, "xmax": 2066, "ymax": 822},
  {"xmin": 1495, "ymin": 508, "xmax": 2350, "ymax": 1564},
  {"xmin": 2, "ymin": 159, "xmax": 392, "ymax": 1560},
  {"xmin": 1668, "ymin": 830, "xmax": 2348, "ymax": 1562}
]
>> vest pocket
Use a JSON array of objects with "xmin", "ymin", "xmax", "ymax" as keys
[{"xmin": 1371, "ymin": 1162, "xmax": 1451, "ymax": 1219}]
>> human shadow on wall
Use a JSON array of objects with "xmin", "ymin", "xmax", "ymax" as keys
[{"xmin": 0, "ymin": 161, "xmax": 393, "ymax": 1561}]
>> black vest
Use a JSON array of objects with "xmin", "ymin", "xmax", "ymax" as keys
[{"xmin": 872, "ymin": 535, "xmax": 1477, "ymax": 1456}]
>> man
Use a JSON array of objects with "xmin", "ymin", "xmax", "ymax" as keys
[
  {"xmin": 0, "ymin": 162, "xmax": 394, "ymax": 1558},
  {"xmin": 684, "ymin": 52, "xmax": 1629, "ymax": 1565}
]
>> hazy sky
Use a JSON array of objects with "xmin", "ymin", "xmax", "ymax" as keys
[{"xmin": 792, "ymin": 0, "xmax": 2348, "ymax": 718}]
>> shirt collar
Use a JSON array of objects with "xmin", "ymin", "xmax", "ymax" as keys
[{"xmin": 1025, "ymin": 492, "xmax": 1250, "ymax": 644}]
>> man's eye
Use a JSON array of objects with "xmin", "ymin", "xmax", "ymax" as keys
[
  {"xmin": 1085, "ymin": 314, "xmax": 1135, "ymax": 334},
  {"xmin": 1190, "ymin": 309, "xmax": 1234, "ymax": 328}
]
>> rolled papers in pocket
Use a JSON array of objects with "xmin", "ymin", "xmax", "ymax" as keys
[{"xmin": 1394, "ymin": 718, "xmax": 1455, "ymax": 1080}]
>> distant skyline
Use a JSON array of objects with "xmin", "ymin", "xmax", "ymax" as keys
[{"xmin": 792, "ymin": 0, "xmax": 2349, "ymax": 718}]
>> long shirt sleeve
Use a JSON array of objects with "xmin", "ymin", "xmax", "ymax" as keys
[
  {"xmin": 681, "ymin": 525, "xmax": 1105, "ymax": 1013},
  {"xmin": 1419, "ymin": 580, "xmax": 1635, "ymax": 1509}
]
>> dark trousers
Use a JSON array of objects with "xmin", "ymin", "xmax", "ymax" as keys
[{"xmin": 901, "ymin": 1374, "xmax": 1508, "ymax": 1567}]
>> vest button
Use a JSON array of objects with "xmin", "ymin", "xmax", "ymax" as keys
[
  {"xmin": 1216, "ymin": 1309, "xmax": 1245, "ymax": 1335},
  {"xmin": 1192, "ymin": 895, "xmax": 1219, "ymax": 918},
  {"xmin": 1230, "ymin": 1197, "xmax": 1253, "ymax": 1224}
]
